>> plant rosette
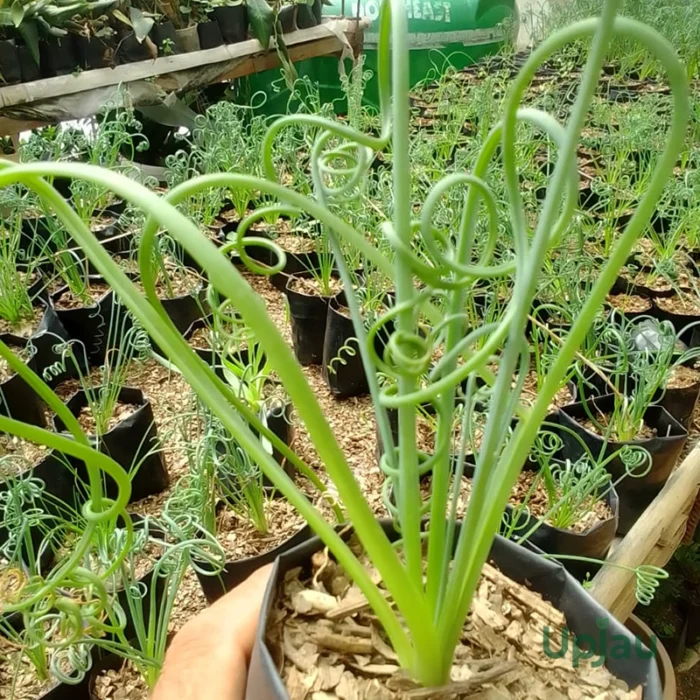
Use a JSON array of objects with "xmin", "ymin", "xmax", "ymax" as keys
[
  {"xmin": 197, "ymin": 18, "xmax": 225, "ymax": 49},
  {"xmin": 504, "ymin": 460, "xmax": 620, "ymax": 581},
  {"xmin": 246, "ymin": 523, "xmax": 661, "ymax": 699}
]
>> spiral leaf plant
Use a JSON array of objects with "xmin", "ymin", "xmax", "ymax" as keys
[{"xmin": 0, "ymin": 0, "xmax": 690, "ymax": 689}]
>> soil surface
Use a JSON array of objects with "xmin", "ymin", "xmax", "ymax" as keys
[
  {"xmin": 216, "ymin": 500, "xmax": 307, "ymax": 560},
  {"xmin": 125, "ymin": 260, "xmax": 202, "ymax": 299},
  {"xmin": 54, "ymin": 283, "xmax": 110, "ymax": 310},
  {"xmin": 288, "ymin": 275, "xmax": 343, "ymax": 297},
  {"xmin": 77, "ymin": 401, "xmax": 140, "ymax": 435},
  {"xmin": 678, "ymin": 663, "xmax": 700, "ymax": 700},
  {"xmin": 0, "ymin": 651, "xmax": 57, "ymax": 700},
  {"xmin": 0, "ymin": 346, "xmax": 30, "ymax": 383},
  {"xmin": 655, "ymin": 293, "xmax": 700, "ymax": 316},
  {"xmin": 91, "ymin": 660, "xmax": 149, "ymax": 700},
  {"xmin": 0, "ymin": 433, "xmax": 50, "ymax": 472},
  {"xmin": 580, "ymin": 411, "xmax": 657, "ymax": 441},
  {"xmin": 0, "ymin": 306, "xmax": 44, "ymax": 337},
  {"xmin": 267, "ymin": 538, "xmax": 642, "ymax": 699},
  {"xmin": 668, "ymin": 364, "xmax": 700, "ymax": 390},
  {"xmin": 276, "ymin": 234, "xmax": 316, "ymax": 254},
  {"xmin": 606, "ymin": 292, "xmax": 652, "ymax": 313}
]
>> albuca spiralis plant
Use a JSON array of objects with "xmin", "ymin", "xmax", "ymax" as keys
[{"xmin": 0, "ymin": 0, "xmax": 690, "ymax": 690}]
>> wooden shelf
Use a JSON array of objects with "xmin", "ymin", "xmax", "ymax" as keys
[
  {"xmin": 590, "ymin": 440, "xmax": 700, "ymax": 622},
  {"xmin": 0, "ymin": 17, "xmax": 367, "ymax": 135}
]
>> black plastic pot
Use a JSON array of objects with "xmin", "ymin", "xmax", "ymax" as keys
[
  {"xmin": 322, "ymin": 296, "xmax": 368, "ymax": 398},
  {"xmin": 53, "ymin": 386, "xmax": 169, "ymax": 503},
  {"xmin": 213, "ymin": 5, "xmax": 247, "ymax": 43},
  {"xmin": 0, "ymin": 39, "xmax": 21, "ymax": 85},
  {"xmin": 652, "ymin": 296, "xmax": 700, "ymax": 347},
  {"xmin": 94, "ymin": 225, "xmax": 132, "ymax": 259},
  {"xmin": 40, "ymin": 36, "xmax": 79, "ymax": 77},
  {"xmin": 261, "ymin": 400, "xmax": 295, "ymax": 480},
  {"xmin": 285, "ymin": 275, "xmax": 331, "ymax": 366},
  {"xmin": 198, "ymin": 20, "xmax": 225, "ymax": 49},
  {"xmin": 234, "ymin": 230, "xmax": 320, "ymax": 291},
  {"xmin": 117, "ymin": 31, "xmax": 153, "ymax": 64},
  {"xmin": 5, "ymin": 301, "xmax": 79, "ymax": 387},
  {"xmin": 152, "ymin": 21, "xmax": 179, "ymax": 56},
  {"xmin": 246, "ymin": 520, "xmax": 662, "ymax": 699},
  {"xmin": 278, "ymin": 5, "xmax": 297, "ymax": 32},
  {"xmin": 0, "ymin": 450, "xmax": 77, "ymax": 567},
  {"xmin": 36, "ymin": 675, "xmax": 92, "ymax": 700},
  {"xmin": 556, "ymin": 395, "xmax": 688, "ymax": 534},
  {"xmin": 194, "ymin": 524, "xmax": 313, "ymax": 604},
  {"xmin": 296, "ymin": 3, "xmax": 319, "ymax": 29},
  {"xmin": 17, "ymin": 44, "xmax": 41, "ymax": 83},
  {"xmin": 52, "ymin": 281, "xmax": 116, "ymax": 365},
  {"xmin": 509, "ymin": 471, "xmax": 620, "ymax": 582},
  {"xmin": 175, "ymin": 25, "xmax": 201, "ymax": 53},
  {"xmin": 0, "ymin": 334, "xmax": 45, "ymax": 427},
  {"xmin": 657, "ymin": 377, "xmax": 700, "ymax": 430},
  {"xmin": 75, "ymin": 34, "xmax": 116, "ymax": 70},
  {"xmin": 159, "ymin": 283, "xmax": 209, "ymax": 335}
]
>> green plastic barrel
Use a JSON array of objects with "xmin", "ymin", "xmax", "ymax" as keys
[{"xmin": 237, "ymin": 0, "xmax": 518, "ymax": 115}]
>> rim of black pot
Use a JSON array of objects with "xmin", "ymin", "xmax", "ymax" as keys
[
  {"xmin": 558, "ymin": 393, "xmax": 688, "ymax": 443},
  {"xmin": 52, "ymin": 385, "xmax": 149, "ymax": 435}
]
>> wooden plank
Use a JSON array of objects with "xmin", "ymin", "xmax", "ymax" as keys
[
  {"xmin": 0, "ymin": 19, "xmax": 363, "ymax": 111},
  {"xmin": 220, "ymin": 35, "xmax": 348, "ymax": 81},
  {"xmin": 589, "ymin": 442, "xmax": 700, "ymax": 622}
]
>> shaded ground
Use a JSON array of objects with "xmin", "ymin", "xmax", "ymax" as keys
[{"xmin": 678, "ymin": 664, "xmax": 700, "ymax": 699}]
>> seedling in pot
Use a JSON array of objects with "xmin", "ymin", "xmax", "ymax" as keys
[
  {"xmin": 503, "ymin": 426, "xmax": 647, "ymax": 538},
  {"xmin": 165, "ymin": 146, "xmax": 226, "ymax": 228},
  {"xmin": 0, "ymin": 214, "xmax": 42, "ymax": 335},
  {"xmin": 576, "ymin": 314, "xmax": 700, "ymax": 441},
  {"xmin": 53, "ymin": 305, "xmax": 150, "ymax": 438},
  {"xmin": 91, "ymin": 509, "xmax": 225, "ymax": 690},
  {"xmin": 204, "ymin": 408, "xmax": 269, "ymax": 533}
]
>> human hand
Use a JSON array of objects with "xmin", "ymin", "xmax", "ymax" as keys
[{"xmin": 151, "ymin": 565, "xmax": 272, "ymax": 700}]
